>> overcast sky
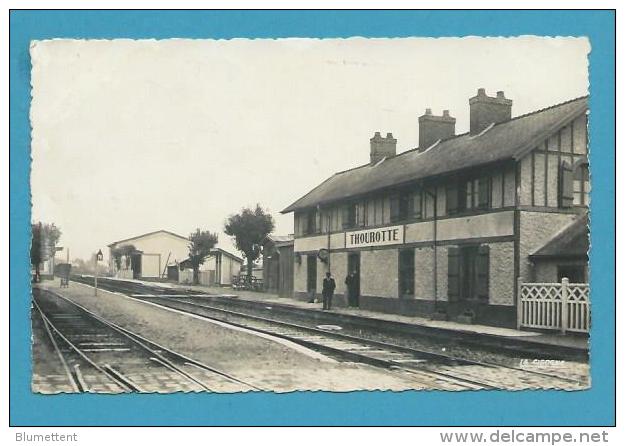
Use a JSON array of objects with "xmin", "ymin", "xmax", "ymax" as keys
[{"xmin": 30, "ymin": 37, "xmax": 589, "ymax": 260}]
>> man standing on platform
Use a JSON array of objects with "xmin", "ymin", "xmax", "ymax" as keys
[{"xmin": 322, "ymin": 271, "xmax": 336, "ymax": 311}]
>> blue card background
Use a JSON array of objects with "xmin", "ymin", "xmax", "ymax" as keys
[{"xmin": 9, "ymin": 10, "xmax": 615, "ymax": 426}]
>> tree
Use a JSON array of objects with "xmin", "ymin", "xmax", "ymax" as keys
[
  {"xmin": 224, "ymin": 204, "xmax": 275, "ymax": 278},
  {"xmin": 110, "ymin": 247, "xmax": 123, "ymax": 270},
  {"xmin": 30, "ymin": 222, "xmax": 62, "ymax": 282},
  {"xmin": 188, "ymin": 229, "xmax": 219, "ymax": 285},
  {"xmin": 118, "ymin": 244, "xmax": 137, "ymax": 270}
]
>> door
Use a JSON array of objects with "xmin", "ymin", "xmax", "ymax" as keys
[
  {"xmin": 306, "ymin": 255, "xmax": 317, "ymax": 296},
  {"xmin": 460, "ymin": 246, "xmax": 478, "ymax": 301},
  {"xmin": 167, "ymin": 265, "xmax": 179, "ymax": 282},
  {"xmin": 132, "ymin": 253, "xmax": 142, "ymax": 279},
  {"xmin": 399, "ymin": 249, "xmax": 415, "ymax": 298},
  {"xmin": 347, "ymin": 252, "xmax": 361, "ymax": 306}
]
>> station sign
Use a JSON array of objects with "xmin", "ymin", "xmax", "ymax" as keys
[{"xmin": 345, "ymin": 225, "xmax": 404, "ymax": 248}]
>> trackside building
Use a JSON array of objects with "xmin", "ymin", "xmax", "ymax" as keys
[{"xmin": 281, "ymin": 90, "xmax": 589, "ymax": 327}]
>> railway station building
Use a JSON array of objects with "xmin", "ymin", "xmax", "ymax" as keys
[
  {"xmin": 179, "ymin": 248, "xmax": 243, "ymax": 287},
  {"xmin": 108, "ymin": 229, "xmax": 189, "ymax": 280},
  {"xmin": 282, "ymin": 90, "xmax": 589, "ymax": 328}
]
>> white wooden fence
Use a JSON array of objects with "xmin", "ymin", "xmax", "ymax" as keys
[
  {"xmin": 179, "ymin": 269, "xmax": 215, "ymax": 286},
  {"xmin": 517, "ymin": 278, "xmax": 590, "ymax": 334}
]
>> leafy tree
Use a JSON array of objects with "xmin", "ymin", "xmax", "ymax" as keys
[
  {"xmin": 118, "ymin": 244, "xmax": 137, "ymax": 270},
  {"xmin": 30, "ymin": 222, "xmax": 62, "ymax": 282},
  {"xmin": 188, "ymin": 229, "xmax": 219, "ymax": 285},
  {"xmin": 110, "ymin": 247, "xmax": 123, "ymax": 270},
  {"xmin": 224, "ymin": 204, "xmax": 275, "ymax": 278}
]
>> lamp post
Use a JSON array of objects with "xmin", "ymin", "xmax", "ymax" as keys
[{"xmin": 94, "ymin": 249, "xmax": 103, "ymax": 296}]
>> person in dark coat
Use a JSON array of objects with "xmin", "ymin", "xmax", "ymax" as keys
[
  {"xmin": 322, "ymin": 272, "xmax": 336, "ymax": 310},
  {"xmin": 345, "ymin": 270, "xmax": 360, "ymax": 307}
]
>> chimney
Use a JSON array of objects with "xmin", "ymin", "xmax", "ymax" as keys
[
  {"xmin": 370, "ymin": 132, "xmax": 397, "ymax": 165},
  {"xmin": 469, "ymin": 88, "xmax": 513, "ymax": 135},
  {"xmin": 418, "ymin": 108, "xmax": 456, "ymax": 151}
]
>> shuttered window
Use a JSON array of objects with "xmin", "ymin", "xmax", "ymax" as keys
[
  {"xmin": 465, "ymin": 179, "xmax": 477, "ymax": 209},
  {"xmin": 447, "ymin": 247, "xmax": 460, "ymax": 301},
  {"xmin": 356, "ymin": 202, "xmax": 366, "ymax": 227},
  {"xmin": 477, "ymin": 177, "xmax": 491, "ymax": 209},
  {"xmin": 390, "ymin": 195, "xmax": 401, "ymax": 222},
  {"xmin": 448, "ymin": 245, "xmax": 489, "ymax": 302},
  {"xmin": 304, "ymin": 211, "xmax": 317, "ymax": 235},
  {"xmin": 559, "ymin": 161, "xmax": 574, "ymax": 208},
  {"xmin": 446, "ymin": 184, "xmax": 459, "ymax": 215},
  {"xmin": 476, "ymin": 245, "xmax": 490, "ymax": 301},
  {"xmin": 573, "ymin": 163, "xmax": 590, "ymax": 206},
  {"xmin": 342, "ymin": 204, "xmax": 356, "ymax": 229},
  {"xmin": 300, "ymin": 213, "xmax": 309, "ymax": 235},
  {"xmin": 413, "ymin": 190, "xmax": 423, "ymax": 220}
]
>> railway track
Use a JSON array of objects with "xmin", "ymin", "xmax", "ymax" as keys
[
  {"xmin": 71, "ymin": 276, "xmax": 587, "ymax": 390},
  {"xmin": 33, "ymin": 287, "xmax": 262, "ymax": 393}
]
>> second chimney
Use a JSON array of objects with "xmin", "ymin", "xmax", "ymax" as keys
[
  {"xmin": 469, "ymin": 88, "xmax": 513, "ymax": 135},
  {"xmin": 418, "ymin": 108, "xmax": 456, "ymax": 151},
  {"xmin": 370, "ymin": 132, "xmax": 397, "ymax": 165}
]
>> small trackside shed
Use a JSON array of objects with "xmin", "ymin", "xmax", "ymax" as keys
[
  {"xmin": 262, "ymin": 234, "xmax": 295, "ymax": 297},
  {"xmin": 281, "ymin": 89, "xmax": 589, "ymax": 328},
  {"xmin": 179, "ymin": 248, "xmax": 243, "ymax": 286},
  {"xmin": 108, "ymin": 230, "xmax": 189, "ymax": 279}
]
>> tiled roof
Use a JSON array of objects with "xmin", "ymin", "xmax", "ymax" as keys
[
  {"xmin": 282, "ymin": 96, "xmax": 588, "ymax": 213},
  {"xmin": 530, "ymin": 214, "xmax": 589, "ymax": 259}
]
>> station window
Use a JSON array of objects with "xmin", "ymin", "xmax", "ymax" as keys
[
  {"xmin": 447, "ymin": 177, "xmax": 490, "ymax": 215},
  {"xmin": 342, "ymin": 202, "xmax": 358, "ymax": 229},
  {"xmin": 398, "ymin": 248, "xmax": 415, "ymax": 297},
  {"xmin": 303, "ymin": 210, "xmax": 318, "ymax": 235},
  {"xmin": 391, "ymin": 189, "xmax": 420, "ymax": 223},
  {"xmin": 560, "ymin": 160, "xmax": 590, "ymax": 208},
  {"xmin": 572, "ymin": 164, "xmax": 590, "ymax": 206}
]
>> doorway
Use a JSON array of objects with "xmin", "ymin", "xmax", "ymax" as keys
[
  {"xmin": 399, "ymin": 248, "xmax": 415, "ymax": 298},
  {"xmin": 347, "ymin": 252, "xmax": 361, "ymax": 307},
  {"xmin": 131, "ymin": 253, "xmax": 142, "ymax": 279},
  {"xmin": 459, "ymin": 246, "xmax": 478, "ymax": 301}
]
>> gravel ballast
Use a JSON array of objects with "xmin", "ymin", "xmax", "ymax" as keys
[{"xmin": 36, "ymin": 282, "xmax": 421, "ymax": 392}]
